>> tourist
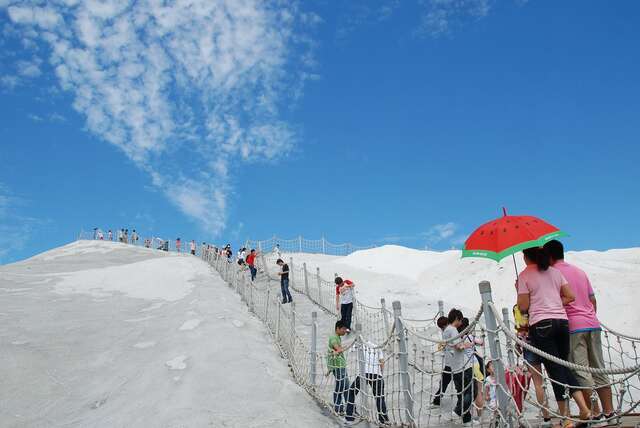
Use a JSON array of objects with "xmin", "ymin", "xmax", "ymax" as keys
[
  {"xmin": 432, "ymin": 316, "xmax": 453, "ymax": 407},
  {"xmin": 237, "ymin": 247, "xmax": 246, "ymax": 266},
  {"xmin": 345, "ymin": 340, "xmax": 389, "ymax": 425},
  {"xmin": 459, "ymin": 317, "xmax": 485, "ymax": 419},
  {"xmin": 328, "ymin": 320, "xmax": 350, "ymax": 415},
  {"xmin": 484, "ymin": 360, "xmax": 498, "ymax": 425},
  {"xmin": 335, "ymin": 277, "xmax": 355, "ymax": 331},
  {"xmin": 190, "ymin": 240, "xmax": 196, "ymax": 255},
  {"xmin": 276, "ymin": 258, "xmax": 292, "ymax": 303},
  {"xmin": 176, "ymin": 238, "xmax": 181, "ymax": 253},
  {"xmin": 274, "ymin": 243, "xmax": 282, "ymax": 259},
  {"xmin": 444, "ymin": 308, "xmax": 475, "ymax": 426},
  {"xmin": 108, "ymin": 230, "xmax": 112, "ymax": 241},
  {"xmin": 544, "ymin": 240, "xmax": 615, "ymax": 424},
  {"xmin": 124, "ymin": 229, "xmax": 129, "ymax": 243},
  {"xmin": 131, "ymin": 229, "xmax": 138, "ymax": 245},
  {"xmin": 246, "ymin": 249, "xmax": 258, "ymax": 281},
  {"xmin": 513, "ymin": 303, "xmax": 552, "ymax": 423},
  {"xmin": 517, "ymin": 247, "xmax": 592, "ymax": 424}
]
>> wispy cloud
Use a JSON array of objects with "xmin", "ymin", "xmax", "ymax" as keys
[
  {"xmin": 0, "ymin": 183, "xmax": 44, "ymax": 263},
  {"xmin": 333, "ymin": 0, "xmax": 495, "ymax": 40},
  {"xmin": 4, "ymin": 1, "xmax": 317, "ymax": 235},
  {"xmin": 377, "ymin": 222, "xmax": 468, "ymax": 249},
  {"xmin": 416, "ymin": 0, "xmax": 491, "ymax": 37}
]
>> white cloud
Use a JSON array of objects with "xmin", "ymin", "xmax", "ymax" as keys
[
  {"xmin": 4, "ymin": 0, "xmax": 315, "ymax": 235},
  {"xmin": 0, "ymin": 183, "xmax": 43, "ymax": 263},
  {"xmin": 28, "ymin": 113, "xmax": 43, "ymax": 121},
  {"xmin": 416, "ymin": 0, "xmax": 491, "ymax": 36},
  {"xmin": 423, "ymin": 222, "xmax": 458, "ymax": 247},
  {"xmin": 16, "ymin": 58, "xmax": 41, "ymax": 77},
  {"xmin": 0, "ymin": 74, "xmax": 20, "ymax": 89}
]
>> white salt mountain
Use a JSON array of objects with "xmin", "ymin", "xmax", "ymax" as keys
[
  {"xmin": 286, "ymin": 244, "xmax": 640, "ymax": 331},
  {"xmin": 0, "ymin": 241, "xmax": 335, "ymax": 428}
]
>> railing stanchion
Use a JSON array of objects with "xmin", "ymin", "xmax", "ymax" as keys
[
  {"xmin": 392, "ymin": 300, "xmax": 415, "ymax": 425},
  {"xmin": 310, "ymin": 311, "xmax": 318, "ymax": 386},
  {"xmin": 303, "ymin": 262, "xmax": 310, "ymax": 297},
  {"xmin": 316, "ymin": 267, "xmax": 322, "ymax": 308},
  {"xmin": 502, "ymin": 307, "xmax": 516, "ymax": 368},
  {"xmin": 381, "ymin": 298, "xmax": 390, "ymax": 336},
  {"xmin": 479, "ymin": 281, "xmax": 512, "ymax": 428},
  {"xmin": 438, "ymin": 300, "xmax": 444, "ymax": 317}
]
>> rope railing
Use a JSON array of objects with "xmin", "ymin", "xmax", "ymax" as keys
[
  {"xmin": 78, "ymin": 232, "xmax": 640, "ymax": 427},
  {"xmin": 245, "ymin": 234, "xmax": 374, "ymax": 256}
]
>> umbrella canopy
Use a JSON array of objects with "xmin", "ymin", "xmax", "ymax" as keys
[{"xmin": 462, "ymin": 214, "xmax": 566, "ymax": 262}]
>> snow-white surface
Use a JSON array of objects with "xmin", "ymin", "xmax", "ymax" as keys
[
  {"xmin": 0, "ymin": 240, "xmax": 335, "ymax": 428},
  {"xmin": 286, "ymin": 245, "xmax": 640, "ymax": 331}
]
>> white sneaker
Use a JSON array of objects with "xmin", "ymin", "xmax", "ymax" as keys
[{"xmin": 462, "ymin": 420, "xmax": 480, "ymax": 427}]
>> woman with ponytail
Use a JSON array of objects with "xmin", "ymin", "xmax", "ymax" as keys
[{"xmin": 517, "ymin": 247, "xmax": 592, "ymax": 427}]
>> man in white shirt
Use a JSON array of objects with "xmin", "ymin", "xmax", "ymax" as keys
[{"xmin": 345, "ymin": 341, "xmax": 389, "ymax": 425}]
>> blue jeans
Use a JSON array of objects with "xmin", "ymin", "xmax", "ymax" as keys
[
  {"xmin": 346, "ymin": 374, "xmax": 389, "ymax": 423},
  {"xmin": 332, "ymin": 367, "xmax": 349, "ymax": 413},
  {"xmin": 280, "ymin": 279, "xmax": 292, "ymax": 302},
  {"xmin": 249, "ymin": 266, "xmax": 257, "ymax": 281}
]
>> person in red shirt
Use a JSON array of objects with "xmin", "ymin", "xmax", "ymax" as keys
[{"xmin": 246, "ymin": 249, "xmax": 258, "ymax": 281}]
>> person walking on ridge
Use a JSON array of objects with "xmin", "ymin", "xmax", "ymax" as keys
[
  {"xmin": 176, "ymin": 238, "xmax": 181, "ymax": 253},
  {"xmin": 190, "ymin": 240, "xmax": 196, "ymax": 255},
  {"xmin": 335, "ymin": 277, "xmax": 355, "ymax": 332},
  {"xmin": 246, "ymin": 249, "xmax": 258, "ymax": 281},
  {"xmin": 517, "ymin": 246, "xmax": 592, "ymax": 425},
  {"xmin": 544, "ymin": 240, "xmax": 615, "ymax": 426},
  {"xmin": 276, "ymin": 258, "xmax": 292, "ymax": 303},
  {"xmin": 328, "ymin": 320, "xmax": 350, "ymax": 415}
]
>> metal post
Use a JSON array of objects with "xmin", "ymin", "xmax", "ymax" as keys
[
  {"xmin": 381, "ymin": 298, "xmax": 390, "ymax": 336},
  {"xmin": 276, "ymin": 294, "xmax": 281, "ymax": 342},
  {"xmin": 303, "ymin": 263, "xmax": 310, "ymax": 297},
  {"xmin": 298, "ymin": 235, "xmax": 302, "ymax": 253},
  {"xmin": 290, "ymin": 301, "xmax": 296, "ymax": 337},
  {"xmin": 310, "ymin": 311, "xmax": 318, "ymax": 386},
  {"xmin": 316, "ymin": 267, "xmax": 322, "ymax": 307},
  {"xmin": 502, "ymin": 307, "xmax": 516, "ymax": 368},
  {"xmin": 289, "ymin": 257, "xmax": 294, "ymax": 289},
  {"xmin": 438, "ymin": 300, "xmax": 444, "ymax": 317},
  {"xmin": 249, "ymin": 275, "xmax": 254, "ymax": 312},
  {"xmin": 265, "ymin": 287, "xmax": 270, "ymax": 323},
  {"xmin": 356, "ymin": 322, "xmax": 366, "ymax": 377},
  {"xmin": 392, "ymin": 301, "xmax": 415, "ymax": 425},
  {"xmin": 322, "ymin": 236, "xmax": 326, "ymax": 254},
  {"xmin": 479, "ymin": 281, "xmax": 512, "ymax": 427}
]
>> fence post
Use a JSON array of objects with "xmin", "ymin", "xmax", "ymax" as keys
[
  {"xmin": 392, "ymin": 301, "xmax": 415, "ymax": 425},
  {"xmin": 322, "ymin": 236, "xmax": 326, "ymax": 254},
  {"xmin": 265, "ymin": 287, "xmax": 271, "ymax": 323},
  {"xmin": 289, "ymin": 257, "xmax": 294, "ymax": 288},
  {"xmin": 381, "ymin": 298, "xmax": 390, "ymax": 336},
  {"xmin": 249, "ymin": 275, "xmax": 254, "ymax": 312},
  {"xmin": 438, "ymin": 300, "xmax": 444, "ymax": 317},
  {"xmin": 298, "ymin": 235, "xmax": 302, "ymax": 253},
  {"xmin": 316, "ymin": 267, "xmax": 322, "ymax": 308},
  {"xmin": 310, "ymin": 311, "xmax": 318, "ymax": 386},
  {"xmin": 479, "ymin": 281, "xmax": 512, "ymax": 428},
  {"xmin": 290, "ymin": 301, "xmax": 296, "ymax": 337},
  {"xmin": 303, "ymin": 263, "xmax": 310, "ymax": 297},
  {"xmin": 502, "ymin": 307, "xmax": 516, "ymax": 368},
  {"xmin": 355, "ymin": 322, "xmax": 366, "ymax": 377},
  {"xmin": 275, "ymin": 289, "xmax": 281, "ymax": 342}
]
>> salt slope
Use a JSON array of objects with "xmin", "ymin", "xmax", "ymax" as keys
[
  {"xmin": 0, "ymin": 240, "xmax": 335, "ymax": 428},
  {"xmin": 287, "ymin": 245, "xmax": 640, "ymax": 331}
]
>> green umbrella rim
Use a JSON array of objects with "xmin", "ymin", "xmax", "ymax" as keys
[{"xmin": 461, "ymin": 230, "xmax": 568, "ymax": 262}]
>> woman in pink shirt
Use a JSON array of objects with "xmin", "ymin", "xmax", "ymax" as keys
[{"xmin": 517, "ymin": 247, "xmax": 591, "ymax": 427}]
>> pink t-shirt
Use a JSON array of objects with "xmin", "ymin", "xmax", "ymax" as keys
[
  {"xmin": 517, "ymin": 265, "xmax": 568, "ymax": 326},
  {"xmin": 553, "ymin": 261, "xmax": 600, "ymax": 333}
]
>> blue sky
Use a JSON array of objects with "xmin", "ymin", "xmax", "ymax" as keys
[{"xmin": 1, "ymin": 0, "xmax": 639, "ymax": 263}]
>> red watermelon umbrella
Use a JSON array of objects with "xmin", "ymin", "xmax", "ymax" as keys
[{"xmin": 462, "ymin": 208, "xmax": 566, "ymax": 270}]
